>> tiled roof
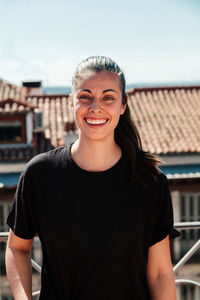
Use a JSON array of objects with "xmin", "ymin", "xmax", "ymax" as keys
[
  {"xmin": 1, "ymin": 80, "xmax": 200, "ymax": 155},
  {"xmin": 0, "ymin": 80, "xmax": 27, "ymax": 101},
  {"xmin": 127, "ymin": 86, "xmax": 200, "ymax": 154},
  {"xmin": 26, "ymin": 94, "xmax": 77, "ymax": 147},
  {"xmin": 26, "ymin": 86, "xmax": 200, "ymax": 154},
  {"xmin": 0, "ymin": 98, "xmax": 36, "ymax": 113}
]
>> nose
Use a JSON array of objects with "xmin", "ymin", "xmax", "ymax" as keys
[{"xmin": 88, "ymin": 98, "xmax": 103, "ymax": 113}]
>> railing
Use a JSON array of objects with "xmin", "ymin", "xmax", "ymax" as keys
[
  {"xmin": 1, "ymin": 222, "xmax": 200, "ymax": 298},
  {"xmin": 173, "ymin": 222, "xmax": 200, "ymax": 292}
]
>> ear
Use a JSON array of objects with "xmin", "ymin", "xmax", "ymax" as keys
[
  {"xmin": 120, "ymin": 103, "xmax": 126, "ymax": 115},
  {"xmin": 120, "ymin": 94, "xmax": 127, "ymax": 115}
]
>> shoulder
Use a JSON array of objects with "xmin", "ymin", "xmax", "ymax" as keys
[
  {"xmin": 155, "ymin": 171, "xmax": 169, "ymax": 186},
  {"xmin": 149, "ymin": 171, "xmax": 170, "ymax": 198},
  {"xmin": 152, "ymin": 171, "xmax": 172, "ymax": 208},
  {"xmin": 23, "ymin": 145, "xmax": 69, "ymax": 178}
]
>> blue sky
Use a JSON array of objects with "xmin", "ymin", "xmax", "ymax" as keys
[{"xmin": 0, "ymin": 0, "xmax": 200, "ymax": 86}]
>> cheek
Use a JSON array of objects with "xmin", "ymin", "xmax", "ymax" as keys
[
  {"xmin": 73, "ymin": 103, "xmax": 88, "ymax": 122},
  {"xmin": 112, "ymin": 104, "xmax": 125, "ymax": 116},
  {"xmin": 109, "ymin": 106, "xmax": 122, "ymax": 123}
]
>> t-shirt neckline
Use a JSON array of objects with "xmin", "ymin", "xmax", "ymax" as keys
[{"xmin": 67, "ymin": 142, "xmax": 124, "ymax": 176}]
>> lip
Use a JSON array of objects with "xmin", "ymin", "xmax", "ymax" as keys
[{"xmin": 84, "ymin": 117, "xmax": 109, "ymax": 127}]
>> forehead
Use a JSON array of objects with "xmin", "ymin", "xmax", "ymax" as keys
[{"xmin": 74, "ymin": 71, "xmax": 121, "ymax": 92}]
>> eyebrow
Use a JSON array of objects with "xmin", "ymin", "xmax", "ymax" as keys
[
  {"xmin": 103, "ymin": 89, "xmax": 117, "ymax": 94},
  {"xmin": 79, "ymin": 89, "xmax": 118, "ymax": 93}
]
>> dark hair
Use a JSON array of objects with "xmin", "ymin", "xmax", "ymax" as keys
[{"xmin": 72, "ymin": 56, "xmax": 162, "ymax": 187}]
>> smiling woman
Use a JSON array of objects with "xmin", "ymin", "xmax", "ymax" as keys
[
  {"xmin": 6, "ymin": 56, "xmax": 179, "ymax": 300},
  {"xmin": 70, "ymin": 56, "xmax": 160, "ymax": 180}
]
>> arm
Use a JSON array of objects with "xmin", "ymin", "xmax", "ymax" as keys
[
  {"xmin": 6, "ymin": 229, "xmax": 34, "ymax": 300},
  {"xmin": 146, "ymin": 235, "xmax": 177, "ymax": 300}
]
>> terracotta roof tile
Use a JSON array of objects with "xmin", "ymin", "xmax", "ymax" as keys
[
  {"xmin": 26, "ymin": 86, "xmax": 200, "ymax": 153},
  {"xmin": 1, "ymin": 81, "xmax": 199, "ymax": 155},
  {"xmin": 127, "ymin": 86, "xmax": 200, "ymax": 154},
  {"xmin": 25, "ymin": 94, "xmax": 75, "ymax": 148},
  {"xmin": 0, "ymin": 81, "xmax": 27, "ymax": 101},
  {"xmin": 0, "ymin": 98, "xmax": 36, "ymax": 113}
]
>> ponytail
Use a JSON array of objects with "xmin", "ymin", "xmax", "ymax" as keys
[{"xmin": 115, "ymin": 101, "xmax": 162, "ymax": 187}]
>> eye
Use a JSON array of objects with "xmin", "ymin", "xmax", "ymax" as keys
[
  {"xmin": 78, "ymin": 94, "xmax": 91, "ymax": 101},
  {"xmin": 103, "ymin": 95, "xmax": 114, "ymax": 101},
  {"xmin": 79, "ymin": 95, "xmax": 88, "ymax": 99}
]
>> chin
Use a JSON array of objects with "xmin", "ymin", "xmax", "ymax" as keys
[{"xmin": 80, "ymin": 132, "xmax": 113, "ymax": 142}]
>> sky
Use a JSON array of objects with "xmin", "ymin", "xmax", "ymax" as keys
[{"xmin": 0, "ymin": 0, "xmax": 200, "ymax": 87}]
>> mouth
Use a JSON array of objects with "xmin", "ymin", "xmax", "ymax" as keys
[{"xmin": 84, "ymin": 118, "xmax": 109, "ymax": 127}]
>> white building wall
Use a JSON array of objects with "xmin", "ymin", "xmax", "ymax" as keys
[
  {"xmin": 171, "ymin": 190, "xmax": 181, "ymax": 261},
  {"xmin": 26, "ymin": 111, "xmax": 33, "ymax": 144}
]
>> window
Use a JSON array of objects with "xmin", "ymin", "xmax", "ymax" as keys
[
  {"xmin": 0, "ymin": 202, "xmax": 11, "ymax": 232},
  {"xmin": 0, "ymin": 115, "xmax": 26, "ymax": 144},
  {"xmin": 2, "ymin": 296, "xmax": 15, "ymax": 300},
  {"xmin": 180, "ymin": 192, "xmax": 200, "ymax": 257}
]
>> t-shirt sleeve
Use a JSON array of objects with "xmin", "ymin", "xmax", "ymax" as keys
[
  {"xmin": 150, "ymin": 172, "xmax": 180, "ymax": 246},
  {"xmin": 7, "ymin": 166, "xmax": 37, "ymax": 239}
]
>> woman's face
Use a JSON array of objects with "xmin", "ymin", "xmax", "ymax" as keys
[{"xmin": 72, "ymin": 71, "xmax": 126, "ymax": 142}]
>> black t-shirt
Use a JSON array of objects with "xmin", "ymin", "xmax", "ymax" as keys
[{"xmin": 7, "ymin": 144, "xmax": 178, "ymax": 300}]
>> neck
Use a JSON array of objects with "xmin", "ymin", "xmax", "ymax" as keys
[{"xmin": 71, "ymin": 136, "xmax": 122, "ymax": 172}]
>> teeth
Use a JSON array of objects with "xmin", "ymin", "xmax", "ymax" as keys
[{"xmin": 86, "ymin": 118, "xmax": 107, "ymax": 125}]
